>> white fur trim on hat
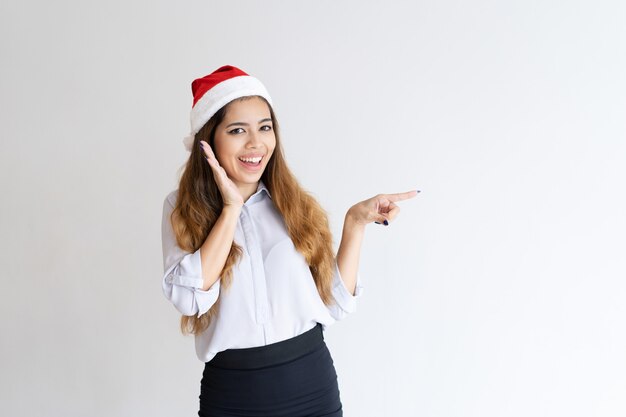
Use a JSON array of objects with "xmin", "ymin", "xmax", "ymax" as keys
[{"xmin": 184, "ymin": 75, "xmax": 273, "ymax": 152}]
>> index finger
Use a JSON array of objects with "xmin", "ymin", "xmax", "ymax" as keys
[
  {"xmin": 200, "ymin": 141, "xmax": 217, "ymax": 159},
  {"xmin": 385, "ymin": 190, "xmax": 420, "ymax": 202}
]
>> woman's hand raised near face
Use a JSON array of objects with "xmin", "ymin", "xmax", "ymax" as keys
[{"xmin": 199, "ymin": 140, "xmax": 244, "ymax": 208}]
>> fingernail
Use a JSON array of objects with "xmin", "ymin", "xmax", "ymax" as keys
[{"xmin": 383, "ymin": 220, "xmax": 389, "ymax": 226}]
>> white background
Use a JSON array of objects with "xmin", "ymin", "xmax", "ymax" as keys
[{"xmin": 1, "ymin": 1, "xmax": 625, "ymax": 416}]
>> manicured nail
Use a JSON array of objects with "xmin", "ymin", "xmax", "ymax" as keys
[{"xmin": 383, "ymin": 220, "xmax": 389, "ymax": 226}]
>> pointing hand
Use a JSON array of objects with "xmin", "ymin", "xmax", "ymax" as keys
[{"xmin": 347, "ymin": 190, "xmax": 420, "ymax": 227}]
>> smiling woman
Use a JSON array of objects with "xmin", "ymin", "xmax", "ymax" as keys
[
  {"xmin": 161, "ymin": 64, "xmax": 415, "ymax": 417},
  {"xmin": 163, "ymin": 65, "xmax": 351, "ymax": 416}
]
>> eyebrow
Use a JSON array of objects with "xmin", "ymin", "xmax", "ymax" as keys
[{"xmin": 226, "ymin": 118, "xmax": 273, "ymax": 128}]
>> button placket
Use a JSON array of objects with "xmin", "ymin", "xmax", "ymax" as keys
[{"xmin": 241, "ymin": 205, "xmax": 270, "ymax": 324}]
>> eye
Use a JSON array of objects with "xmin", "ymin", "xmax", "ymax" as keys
[
  {"xmin": 261, "ymin": 125, "xmax": 273, "ymax": 131},
  {"xmin": 228, "ymin": 128, "xmax": 244, "ymax": 134}
]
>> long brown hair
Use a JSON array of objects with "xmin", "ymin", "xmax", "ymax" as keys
[{"xmin": 170, "ymin": 96, "xmax": 339, "ymax": 335}]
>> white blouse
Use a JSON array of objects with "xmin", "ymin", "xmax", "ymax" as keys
[{"xmin": 161, "ymin": 180, "xmax": 364, "ymax": 363}]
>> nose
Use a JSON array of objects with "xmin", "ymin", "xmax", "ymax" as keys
[{"xmin": 247, "ymin": 130, "xmax": 262, "ymax": 147}]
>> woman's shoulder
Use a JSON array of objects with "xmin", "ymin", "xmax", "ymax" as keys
[{"xmin": 163, "ymin": 189, "xmax": 179, "ymax": 207}]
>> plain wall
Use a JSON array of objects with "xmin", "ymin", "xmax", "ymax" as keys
[{"xmin": 1, "ymin": 1, "xmax": 625, "ymax": 416}]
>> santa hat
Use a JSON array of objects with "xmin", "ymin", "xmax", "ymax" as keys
[{"xmin": 182, "ymin": 65, "xmax": 273, "ymax": 151}]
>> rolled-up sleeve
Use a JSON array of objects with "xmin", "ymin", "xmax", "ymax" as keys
[
  {"xmin": 327, "ymin": 258, "xmax": 364, "ymax": 321},
  {"xmin": 161, "ymin": 192, "xmax": 220, "ymax": 318}
]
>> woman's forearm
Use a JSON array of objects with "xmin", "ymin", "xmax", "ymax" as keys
[
  {"xmin": 336, "ymin": 209, "xmax": 366, "ymax": 295},
  {"xmin": 198, "ymin": 205, "xmax": 241, "ymax": 291}
]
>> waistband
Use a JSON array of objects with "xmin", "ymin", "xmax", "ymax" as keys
[{"xmin": 207, "ymin": 323, "xmax": 324, "ymax": 370}]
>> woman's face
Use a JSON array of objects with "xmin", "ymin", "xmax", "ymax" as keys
[{"xmin": 213, "ymin": 96, "xmax": 276, "ymax": 193}]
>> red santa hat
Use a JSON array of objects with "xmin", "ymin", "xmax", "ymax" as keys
[{"xmin": 182, "ymin": 65, "xmax": 273, "ymax": 151}]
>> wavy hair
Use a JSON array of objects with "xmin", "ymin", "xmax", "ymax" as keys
[{"xmin": 169, "ymin": 96, "xmax": 338, "ymax": 335}]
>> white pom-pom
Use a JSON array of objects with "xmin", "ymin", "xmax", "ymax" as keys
[{"xmin": 182, "ymin": 133, "xmax": 195, "ymax": 152}]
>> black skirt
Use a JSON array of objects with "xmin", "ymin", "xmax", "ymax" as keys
[{"xmin": 198, "ymin": 323, "xmax": 343, "ymax": 417}]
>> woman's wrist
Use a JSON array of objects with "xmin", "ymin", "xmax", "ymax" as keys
[
  {"xmin": 345, "ymin": 208, "xmax": 366, "ymax": 233},
  {"xmin": 221, "ymin": 204, "xmax": 242, "ymax": 217}
]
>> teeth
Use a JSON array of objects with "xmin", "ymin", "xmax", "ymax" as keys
[{"xmin": 239, "ymin": 156, "xmax": 262, "ymax": 163}]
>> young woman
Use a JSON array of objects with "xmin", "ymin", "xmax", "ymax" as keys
[{"xmin": 161, "ymin": 65, "xmax": 418, "ymax": 417}]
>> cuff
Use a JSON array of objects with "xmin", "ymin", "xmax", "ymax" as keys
[
  {"xmin": 164, "ymin": 249, "xmax": 204, "ymax": 287},
  {"xmin": 331, "ymin": 261, "xmax": 364, "ymax": 314},
  {"xmin": 164, "ymin": 249, "xmax": 221, "ymax": 318},
  {"xmin": 194, "ymin": 281, "xmax": 220, "ymax": 318}
]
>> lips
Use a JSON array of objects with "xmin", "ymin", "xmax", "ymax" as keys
[{"xmin": 238, "ymin": 156, "xmax": 263, "ymax": 171}]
